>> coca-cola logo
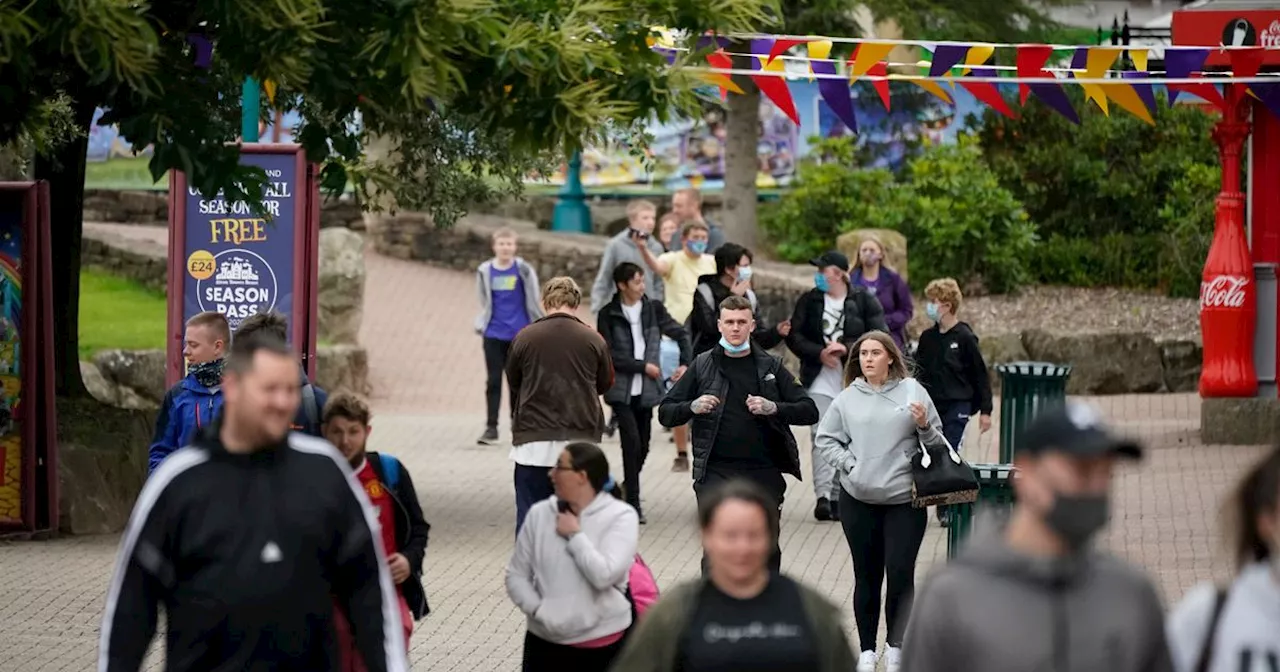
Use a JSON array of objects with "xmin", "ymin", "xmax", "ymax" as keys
[
  {"xmin": 1200, "ymin": 275, "xmax": 1250, "ymax": 310},
  {"xmin": 1264, "ymin": 20, "xmax": 1280, "ymax": 48}
]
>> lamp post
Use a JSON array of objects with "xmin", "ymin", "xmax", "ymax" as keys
[
  {"xmin": 551, "ymin": 151, "xmax": 591, "ymax": 233},
  {"xmin": 241, "ymin": 77, "xmax": 260, "ymax": 143}
]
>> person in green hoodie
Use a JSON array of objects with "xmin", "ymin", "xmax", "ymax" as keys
[{"xmin": 900, "ymin": 402, "xmax": 1172, "ymax": 672}]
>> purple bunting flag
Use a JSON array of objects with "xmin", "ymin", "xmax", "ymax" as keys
[
  {"xmin": 749, "ymin": 38, "xmax": 774, "ymax": 71},
  {"xmin": 814, "ymin": 59, "xmax": 857, "ymax": 133},
  {"xmin": 696, "ymin": 35, "xmax": 732, "ymax": 52},
  {"xmin": 1122, "ymin": 71, "xmax": 1158, "ymax": 116},
  {"xmin": 1165, "ymin": 48, "xmax": 1210, "ymax": 106},
  {"xmin": 1251, "ymin": 83, "xmax": 1280, "ymax": 123},
  {"xmin": 928, "ymin": 44, "xmax": 970, "ymax": 78}
]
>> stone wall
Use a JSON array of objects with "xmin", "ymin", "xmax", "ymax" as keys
[
  {"xmin": 57, "ymin": 397, "xmax": 153, "ymax": 535},
  {"xmin": 82, "ymin": 228, "xmax": 168, "ymax": 293}
]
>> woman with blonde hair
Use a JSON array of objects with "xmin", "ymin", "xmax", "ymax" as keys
[
  {"xmin": 850, "ymin": 236, "xmax": 913, "ymax": 350},
  {"xmin": 814, "ymin": 330, "xmax": 949, "ymax": 672}
]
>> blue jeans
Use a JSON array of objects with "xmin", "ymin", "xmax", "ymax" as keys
[
  {"xmin": 659, "ymin": 337, "xmax": 680, "ymax": 391},
  {"xmin": 513, "ymin": 464, "xmax": 554, "ymax": 535},
  {"xmin": 935, "ymin": 400, "xmax": 972, "ymax": 453}
]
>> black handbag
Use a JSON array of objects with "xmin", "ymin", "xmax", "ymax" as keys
[{"xmin": 911, "ymin": 438, "xmax": 979, "ymax": 508}]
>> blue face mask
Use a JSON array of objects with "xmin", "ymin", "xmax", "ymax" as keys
[
  {"xmin": 737, "ymin": 266, "xmax": 753, "ymax": 282},
  {"xmin": 926, "ymin": 302, "xmax": 942, "ymax": 322},
  {"xmin": 719, "ymin": 336, "xmax": 750, "ymax": 354},
  {"xmin": 688, "ymin": 240, "xmax": 708, "ymax": 255},
  {"xmin": 814, "ymin": 272, "xmax": 829, "ymax": 292}
]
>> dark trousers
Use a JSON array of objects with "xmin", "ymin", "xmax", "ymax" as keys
[
  {"xmin": 522, "ymin": 631, "xmax": 623, "ymax": 672},
  {"xmin": 514, "ymin": 464, "xmax": 554, "ymax": 534},
  {"xmin": 483, "ymin": 337, "xmax": 513, "ymax": 429},
  {"xmin": 839, "ymin": 489, "xmax": 927, "ymax": 651},
  {"xmin": 935, "ymin": 400, "xmax": 972, "ymax": 452},
  {"xmin": 694, "ymin": 464, "xmax": 786, "ymax": 575},
  {"xmin": 611, "ymin": 398, "xmax": 653, "ymax": 510}
]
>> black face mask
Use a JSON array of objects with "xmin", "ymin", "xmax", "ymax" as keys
[
  {"xmin": 1044, "ymin": 493, "xmax": 1110, "ymax": 551},
  {"xmin": 189, "ymin": 358, "xmax": 225, "ymax": 388}
]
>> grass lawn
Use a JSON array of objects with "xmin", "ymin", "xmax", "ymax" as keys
[
  {"xmin": 84, "ymin": 156, "xmax": 167, "ymax": 191},
  {"xmin": 78, "ymin": 269, "xmax": 168, "ymax": 359}
]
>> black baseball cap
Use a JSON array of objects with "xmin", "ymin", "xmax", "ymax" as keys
[
  {"xmin": 1017, "ymin": 401, "xmax": 1143, "ymax": 460},
  {"xmin": 809, "ymin": 251, "xmax": 850, "ymax": 272}
]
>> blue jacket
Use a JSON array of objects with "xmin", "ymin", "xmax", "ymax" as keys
[{"xmin": 149, "ymin": 375, "xmax": 223, "ymax": 474}]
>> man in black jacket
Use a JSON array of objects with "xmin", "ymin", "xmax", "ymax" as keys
[
  {"xmin": 100, "ymin": 334, "xmax": 408, "ymax": 672},
  {"xmin": 660, "ymin": 295, "xmax": 818, "ymax": 573},
  {"xmin": 598, "ymin": 262, "xmax": 691, "ymax": 523},
  {"xmin": 234, "ymin": 311, "xmax": 328, "ymax": 437},
  {"xmin": 322, "ymin": 391, "xmax": 430, "ymax": 660},
  {"xmin": 688, "ymin": 243, "xmax": 791, "ymax": 356},
  {"xmin": 785, "ymin": 250, "xmax": 887, "ymax": 522}
]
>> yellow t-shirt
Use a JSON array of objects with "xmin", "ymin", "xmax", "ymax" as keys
[{"xmin": 659, "ymin": 251, "xmax": 717, "ymax": 324}]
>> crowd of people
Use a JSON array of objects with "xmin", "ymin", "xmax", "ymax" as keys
[{"xmin": 98, "ymin": 186, "xmax": 1280, "ymax": 672}]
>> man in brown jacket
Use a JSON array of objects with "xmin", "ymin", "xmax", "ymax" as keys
[{"xmin": 506, "ymin": 276, "xmax": 614, "ymax": 532}]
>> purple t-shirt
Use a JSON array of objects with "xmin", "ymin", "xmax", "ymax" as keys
[{"xmin": 485, "ymin": 264, "xmax": 530, "ymax": 341}]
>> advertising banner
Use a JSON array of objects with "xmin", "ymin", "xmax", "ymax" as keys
[
  {"xmin": 167, "ymin": 145, "xmax": 315, "ymax": 386},
  {"xmin": 0, "ymin": 181, "xmax": 58, "ymax": 534}
]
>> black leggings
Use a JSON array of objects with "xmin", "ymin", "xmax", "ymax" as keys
[
  {"xmin": 522, "ymin": 631, "xmax": 623, "ymax": 672},
  {"xmin": 839, "ymin": 488, "xmax": 927, "ymax": 651},
  {"xmin": 482, "ymin": 337, "xmax": 512, "ymax": 429},
  {"xmin": 611, "ymin": 398, "xmax": 653, "ymax": 510}
]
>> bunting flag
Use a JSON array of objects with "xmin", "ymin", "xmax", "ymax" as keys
[
  {"xmin": 909, "ymin": 44, "xmax": 953, "ymax": 103},
  {"xmin": 702, "ymin": 50, "xmax": 743, "ymax": 97},
  {"xmin": 959, "ymin": 45, "xmax": 995, "ymax": 76},
  {"xmin": 770, "ymin": 38, "xmax": 810, "ymax": 64},
  {"xmin": 263, "ymin": 79, "xmax": 277, "ymax": 105},
  {"xmin": 928, "ymin": 44, "xmax": 969, "ymax": 78},
  {"xmin": 850, "ymin": 42, "xmax": 895, "ymax": 77},
  {"xmin": 806, "ymin": 40, "xmax": 833, "ymax": 83},
  {"xmin": 1079, "ymin": 47, "xmax": 1119, "ymax": 113},
  {"xmin": 749, "ymin": 38, "xmax": 800, "ymax": 124},
  {"xmin": 813, "ymin": 52, "xmax": 857, "ymax": 132},
  {"xmin": 964, "ymin": 66, "xmax": 1016, "ymax": 119},
  {"xmin": 1016, "ymin": 45, "xmax": 1080, "ymax": 124},
  {"xmin": 1130, "ymin": 48, "xmax": 1149, "ymax": 73},
  {"xmin": 1165, "ymin": 48, "xmax": 1224, "ymax": 109},
  {"xmin": 866, "ymin": 62, "xmax": 891, "ymax": 110}
]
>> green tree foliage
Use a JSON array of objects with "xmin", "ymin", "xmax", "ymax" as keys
[{"xmin": 761, "ymin": 135, "xmax": 1036, "ymax": 293}]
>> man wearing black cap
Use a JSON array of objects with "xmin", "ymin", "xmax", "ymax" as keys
[
  {"xmin": 785, "ymin": 250, "xmax": 886, "ymax": 522},
  {"xmin": 900, "ymin": 402, "xmax": 1172, "ymax": 672}
]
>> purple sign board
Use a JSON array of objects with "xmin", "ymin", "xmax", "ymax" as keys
[{"xmin": 166, "ymin": 145, "xmax": 315, "ymax": 387}]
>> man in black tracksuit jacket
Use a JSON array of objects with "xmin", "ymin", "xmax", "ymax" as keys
[{"xmin": 100, "ymin": 336, "xmax": 408, "ymax": 672}]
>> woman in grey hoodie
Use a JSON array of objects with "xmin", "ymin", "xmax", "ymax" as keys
[
  {"xmin": 505, "ymin": 442, "xmax": 639, "ymax": 671},
  {"xmin": 1169, "ymin": 445, "xmax": 1280, "ymax": 672},
  {"xmin": 814, "ymin": 330, "xmax": 950, "ymax": 672}
]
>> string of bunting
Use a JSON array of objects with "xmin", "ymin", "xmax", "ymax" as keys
[{"xmin": 648, "ymin": 31, "xmax": 1280, "ymax": 130}]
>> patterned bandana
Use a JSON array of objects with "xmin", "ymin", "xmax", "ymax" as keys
[{"xmin": 189, "ymin": 358, "xmax": 225, "ymax": 388}]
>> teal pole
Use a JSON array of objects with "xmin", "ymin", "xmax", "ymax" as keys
[
  {"xmin": 551, "ymin": 151, "xmax": 591, "ymax": 233},
  {"xmin": 241, "ymin": 77, "xmax": 261, "ymax": 142}
]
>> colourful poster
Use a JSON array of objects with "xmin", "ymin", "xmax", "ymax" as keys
[{"xmin": 0, "ymin": 199, "xmax": 22, "ymax": 526}]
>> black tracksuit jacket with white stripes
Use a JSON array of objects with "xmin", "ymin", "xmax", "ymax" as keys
[{"xmin": 99, "ymin": 421, "xmax": 410, "ymax": 672}]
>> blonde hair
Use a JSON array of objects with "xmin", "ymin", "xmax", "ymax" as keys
[
  {"xmin": 924, "ymin": 277, "xmax": 963, "ymax": 314},
  {"xmin": 187, "ymin": 311, "xmax": 231, "ymax": 344},
  {"xmin": 492, "ymin": 227, "xmax": 518, "ymax": 242},
  {"xmin": 542, "ymin": 276, "xmax": 583, "ymax": 310},
  {"xmin": 844, "ymin": 330, "xmax": 909, "ymax": 386},
  {"xmin": 626, "ymin": 200, "xmax": 657, "ymax": 220},
  {"xmin": 853, "ymin": 234, "xmax": 890, "ymax": 273}
]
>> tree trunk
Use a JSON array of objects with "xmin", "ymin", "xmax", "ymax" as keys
[
  {"xmin": 34, "ymin": 97, "xmax": 97, "ymax": 398},
  {"xmin": 722, "ymin": 51, "xmax": 760, "ymax": 251}
]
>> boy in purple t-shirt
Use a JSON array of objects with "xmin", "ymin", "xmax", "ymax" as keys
[{"xmin": 474, "ymin": 228, "xmax": 544, "ymax": 445}]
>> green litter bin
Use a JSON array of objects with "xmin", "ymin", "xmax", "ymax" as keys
[
  {"xmin": 995, "ymin": 362, "xmax": 1072, "ymax": 463},
  {"xmin": 946, "ymin": 463, "xmax": 1017, "ymax": 559}
]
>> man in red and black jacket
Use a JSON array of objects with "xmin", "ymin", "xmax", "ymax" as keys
[{"xmin": 322, "ymin": 392, "xmax": 430, "ymax": 668}]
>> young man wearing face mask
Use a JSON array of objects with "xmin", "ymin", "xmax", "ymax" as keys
[
  {"xmin": 901, "ymin": 402, "xmax": 1172, "ymax": 672},
  {"xmin": 635, "ymin": 220, "xmax": 717, "ymax": 472},
  {"xmin": 785, "ymin": 251, "xmax": 887, "ymax": 521},
  {"xmin": 149, "ymin": 311, "xmax": 230, "ymax": 474},
  {"xmin": 689, "ymin": 243, "xmax": 791, "ymax": 356},
  {"xmin": 659, "ymin": 295, "xmax": 818, "ymax": 573}
]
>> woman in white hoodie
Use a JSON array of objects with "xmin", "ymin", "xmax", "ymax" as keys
[
  {"xmin": 1168, "ymin": 445, "xmax": 1280, "ymax": 672},
  {"xmin": 505, "ymin": 441, "xmax": 639, "ymax": 671},
  {"xmin": 814, "ymin": 330, "xmax": 950, "ymax": 672}
]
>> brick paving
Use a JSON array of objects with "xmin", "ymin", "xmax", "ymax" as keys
[{"xmin": 0, "ymin": 233, "xmax": 1269, "ymax": 670}]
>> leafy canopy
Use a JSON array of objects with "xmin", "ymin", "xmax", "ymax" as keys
[{"xmin": 0, "ymin": 0, "xmax": 776, "ymax": 223}]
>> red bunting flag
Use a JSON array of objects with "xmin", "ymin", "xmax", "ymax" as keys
[
  {"xmin": 866, "ymin": 62, "xmax": 891, "ymax": 111},
  {"xmin": 962, "ymin": 67, "xmax": 1016, "ymax": 119},
  {"xmin": 751, "ymin": 58, "xmax": 800, "ymax": 124},
  {"xmin": 767, "ymin": 39, "xmax": 809, "ymax": 64}
]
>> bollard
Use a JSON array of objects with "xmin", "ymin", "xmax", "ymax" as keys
[
  {"xmin": 995, "ymin": 362, "xmax": 1072, "ymax": 463},
  {"xmin": 946, "ymin": 463, "xmax": 1017, "ymax": 559}
]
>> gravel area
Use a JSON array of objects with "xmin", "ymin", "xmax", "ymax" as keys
[{"xmin": 920, "ymin": 286, "xmax": 1201, "ymax": 341}]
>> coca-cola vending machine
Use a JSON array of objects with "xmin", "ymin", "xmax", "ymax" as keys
[{"xmin": 1200, "ymin": 194, "xmax": 1258, "ymax": 397}]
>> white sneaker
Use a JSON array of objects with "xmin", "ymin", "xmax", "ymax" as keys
[
  {"xmin": 856, "ymin": 649, "xmax": 879, "ymax": 672},
  {"xmin": 885, "ymin": 646, "xmax": 903, "ymax": 672}
]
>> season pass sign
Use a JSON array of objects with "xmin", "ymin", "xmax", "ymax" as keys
[{"xmin": 182, "ymin": 153, "xmax": 298, "ymax": 332}]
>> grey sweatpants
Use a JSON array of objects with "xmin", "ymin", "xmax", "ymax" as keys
[{"xmin": 809, "ymin": 392, "xmax": 840, "ymax": 500}]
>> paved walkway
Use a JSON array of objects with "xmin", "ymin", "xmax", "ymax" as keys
[{"xmin": 0, "ymin": 231, "xmax": 1269, "ymax": 670}]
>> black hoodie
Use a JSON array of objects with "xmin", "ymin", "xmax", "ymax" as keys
[
  {"xmin": 914, "ymin": 321, "xmax": 993, "ymax": 415},
  {"xmin": 689, "ymin": 273, "xmax": 785, "ymax": 356}
]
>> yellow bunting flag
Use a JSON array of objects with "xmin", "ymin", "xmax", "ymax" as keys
[
  {"xmin": 697, "ymin": 73, "xmax": 745, "ymax": 95},
  {"xmin": 888, "ymin": 74, "xmax": 953, "ymax": 104},
  {"xmin": 959, "ymin": 45, "xmax": 995, "ymax": 76},
  {"xmin": 1130, "ymin": 48, "xmax": 1148, "ymax": 73},
  {"xmin": 1100, "ymin": 81, "xmax": 1155, "ymax": 124},
  {"xmin": 1081, "ymin": 47, "xmax": 1122, "ymax": 114},
  {"xmin": 263, "ymin": 79, "xmax": 277, "ymax": 105},
  {"xmin": 807, "ymin": 40, "xmax": 832, "ymax": 81},
  {"xmin": 851, "ymin": 42, "xmax": 896, "ymax": 79}
]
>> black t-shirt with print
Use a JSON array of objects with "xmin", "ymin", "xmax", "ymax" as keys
[{"xmin": 677, "ymin": 574, "xmax": 819, "ymax": 672}]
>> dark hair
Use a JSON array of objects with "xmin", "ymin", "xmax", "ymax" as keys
[
  {"xmin": 235, "ymin": 311, "xmax": 289, "ymax": 342},
  {"xmin": 718, "ymin": 294, "xmax": 753, "ymax": 315},
  {"xmin": 714, "ymin": 243, "xmax": 752, "ymax": 276},
  {"xmin": 697, "ymin": 479, "xmax": 780, "ymax": 542},
  {"xmin": 612, "ymin": 262, "xmax": 643, "ymax": 288},
  {"xmin": 323, "ymin": 391, "xmax": 371, "ymax": 425},
  {"xmin": 226, "ymin": 333, "xmax": 294, "ymax": 374},
  {"xmin": 564, "ymin": 442, "xmax": 621, "ymax": 499},
  {"xmin": 1228, "ymin": 445, "xmax": 1280, "ymax": 569}
]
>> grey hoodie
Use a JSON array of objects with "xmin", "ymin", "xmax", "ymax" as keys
[
  {"xmin": 813, "ymin": 377, "xmax": 949, "ymax": 505},
  {"xmin": 901, "ymin": 521, "xmax": 1172, "ymax": 672}
]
